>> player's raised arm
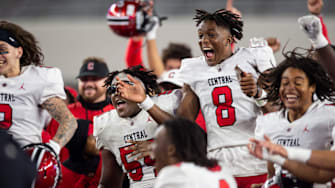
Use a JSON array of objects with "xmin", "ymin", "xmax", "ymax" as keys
[
  {"xmin": 176, "ymin": 84, "xmax": 200, "ymax": 121},
  {"xmin": 116, "ymin": 74, "xmax": 174, "ymax": 124}
]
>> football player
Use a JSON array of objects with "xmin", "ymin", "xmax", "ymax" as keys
[
  {"xmin": 251, "ymin": 50, "xmax": 335, "ymax": 187},
  {"xmin": 153, "ymin": 117, "xmax": 237, "ymax": 188},
  {"xmin": 0, "ymin": 20, "xmax": 77, "ymax": 187},
  {"xmin": 45, "ymin": 57, "xmax": 115, "ymax": 188},
  {"xmin": 115, "ymin": 9, "xmax": 276, "ymax": 188},
  {"xmin": 0, "ymin": 20, "xmax": 77, "ymax": 155},
  {"xmin": 93, "ymin": 66, "xmax": 182, "ymax": 188}
]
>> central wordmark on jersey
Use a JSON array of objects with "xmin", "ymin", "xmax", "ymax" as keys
[
  {"xmin": 208, "ymin": 76, "xmax": 233, "ymax": 87},
  {"xmin": 0, "ymin": 93, "xmax": 15, "ymax": 102},
  {"xmin": 123, "ymin": 130, "xmax": 148, "ymax": 143}
]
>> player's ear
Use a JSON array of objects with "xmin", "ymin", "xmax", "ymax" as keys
[
  {"xmin": 226, "ymin": 35, "xmax": 233, "ymax": 46},
  {"xmin": 167, "ymin": 144, "xmax": 176, "ymax": 157},
  {"xmin": 16, "ymin": 46, "xmax": 23, "ymax": 59}
]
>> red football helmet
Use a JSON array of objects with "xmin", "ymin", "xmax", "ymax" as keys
[
  {"xmin": 107, "ymin": 0, "xmax": 155, "ymax": 37},
  {"xmin": 23, "ymin": 143, "xmax": 62, "ymax": 188}
]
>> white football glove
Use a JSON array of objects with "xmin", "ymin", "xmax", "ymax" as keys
[
  {"xmin": 47, "ymin": 140, "xmax": 61, "ymax": 155},
  {"xmin": 146, "ymin": 16, "xmax": 160, "ymax": 40},
  {"xmin": 298, "ymin": 15, "xmax": 328, "ymax": 49}
]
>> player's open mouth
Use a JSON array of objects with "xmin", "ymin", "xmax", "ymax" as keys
[
  {"xmin": 116, "ymin": 99, "xmax": 127, "ymax": 109},
  {"xmin": 285, "ymin": 94, "xmax": 298, "ymax": 103},
  {"xmin": 203, "ymin": 48, "xmax": 214, "ymax": 60},
  {"xmin": 0, "ymin": 60, "xmax": 6, "ymax": 65}
]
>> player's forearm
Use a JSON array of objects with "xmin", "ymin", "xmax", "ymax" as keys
[
  {"xmin": 307, "ymin": 150, "xmax": 335, "ymax": 170},
  {"xmin": 147, "ymin": 39, "xmax": 165, "ymax": 77},
  {"xmin": 42, "ymin": 97, "xmax": 77, "ymax": 147},
  {"xmin": 282, "ymin": 160, "xmax": 335, "ymax": 183},
  {"xmin": 147, "ymin": 105, "xmax": 174, "ymax": 124}
]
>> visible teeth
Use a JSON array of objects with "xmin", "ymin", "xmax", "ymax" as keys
[
  {"xmin": 286, "ymin": 94, "xmax": 298, "ymax": 103},
  {"xmin": 203, "ymin": 48, "xmax": 212, "ymax": 50},
  {"xmin": 116, "ymin": 100, "xmax": 125, "ymax": 105},
  {"xmin": 286, "ymin": 94, "xmax": 297, "ymax": 99}
]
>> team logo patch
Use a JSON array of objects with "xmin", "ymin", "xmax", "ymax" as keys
[
  {"xmin": 87, "ymin": 62, "xmax": 95, "ymax": 70},
  {"xmin": 168, "ymin": 72, "xmax": 175, "ymax": 78}
]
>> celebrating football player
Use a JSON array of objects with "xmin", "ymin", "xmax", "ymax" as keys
[
  {"xmin": 0, "ymin": 20, "xmax": 77, "ymax": 187},
  {"xmin": 93, "ymin": 65, "xmax": 182, "ymax": 188},
  {"xmin": 250, "ymin": 49, "xmax": 335, "ymax": 187},
  {"xmin": 115, "ymin": 8, "xmax": 277, "ymax": 188}
]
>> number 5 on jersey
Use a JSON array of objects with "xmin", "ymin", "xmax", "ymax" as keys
[
  {"xmin": 119, "ymin": 140, "xmax": 156, "ymax": 181},
  {"xmin": 212, "ymin": 86, "xmax": 236, "ymax": 127}
]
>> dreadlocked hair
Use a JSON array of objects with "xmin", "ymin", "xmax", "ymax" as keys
[
  {"xmin": 265, "ymin": 47, "xmax": 335, "ymax": 108},
  {"xmin": 104, "ymin": 65, "xmax": 160, "ymax": 96},
  {"xmin": 193, "ymin": 9, "xmax": 243, "ymax": 42},
  {"xmin": 163, "ymin": 117, "xmax": 218, "ymax": 168}
]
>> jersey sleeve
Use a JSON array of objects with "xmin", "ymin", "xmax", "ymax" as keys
[
  {"xmin": 154, "ymin": 166, "xmax": 189, "ymax": 188},
  {"xmin": 178, "ymin": 58, "xmax": 198, "ymax": 89},
  {"xmin": 40, "ymin": 67, "xmax": 66, "ymax": 104},
  {"xmin": 125, "ymin": 38, "xmax": 144, "ymax": 68},
  {"xmin": 248, "ymin": 46, "xmax": 277, "ymax": 73},
  {"xmin": 154, "ymin": 89, "xmax": 183, "ymax": 115},
  {"xmin": 255, "ymin": 115, "xmax": 267, "ymax": 140},
  {"xmin": 93, "ymin": 114, "xmax": 106, "ymax": 150}
]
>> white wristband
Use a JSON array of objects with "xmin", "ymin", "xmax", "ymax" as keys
[
  {"xmin": 286, "ymin": 147, "xmax": 312, "ymax": 163},
  {"xmin": 312, "ymin": 34, "xmax": 328, "ymax": 49},
  {"xmin": 48, "ymin": 140, "xmax": 61, "ymax": 155},
  {"xmin": 262, "ymin": 147, "xmax": 286, "ymax": 166},
  {"xmin": 138, "ymin": 95, "xmax": 154, "ymax": 111}
]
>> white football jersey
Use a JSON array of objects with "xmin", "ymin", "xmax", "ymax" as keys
[
  {"xmin": 179, "ymin": 46, "xmax": 275, "ymax": 150},
  {"xmin": 255, "ymin": 100, "xmax": 335, "ymax": 150},
  {"xmin": 0, "ymin": 65, "xmax": 66, "ymax": 147},
  {"xmin": 94, "ymin": 89, "xmax": 182, "ymax": 188},
  {"xmin": 256, "ymin": 101, "xmax": 335, "ymax": 188},
  {"xmin": 154, "ymin": 162, "xmax": 237, "ymax": 188}
]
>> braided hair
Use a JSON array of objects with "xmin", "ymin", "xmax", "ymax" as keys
[
  {"xmin": 104, "ymin": 65, "xmax": 160, "ymax": 96},
  {"xmin": 193, "ymin": 9, "xmax": 243, "ymax": 43},
  {"xmin": 265, "ymin": 48, "xmax": 335, "ymax": 108}
]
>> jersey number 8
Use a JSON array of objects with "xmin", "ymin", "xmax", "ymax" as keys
[{"xmin": 212, "ymin": 86, "xmax": 236, "ymax": 127}]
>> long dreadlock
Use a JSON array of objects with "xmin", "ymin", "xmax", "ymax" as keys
[
  {"xmin": 193, "ymin": 9, "xmax": 243, "ymax": 43},
  {"xmin": 104, "ymin": 65, "xmax": 160, "ymax": 96}
]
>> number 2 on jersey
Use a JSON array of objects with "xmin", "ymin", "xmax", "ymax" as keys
[
  {"xmin": 0, "ymin": 104, "xmax": 12, "ymax": 129},
  {"xmin": 212, "ymin": 86, "xmax": 236, "ymax": 127}
]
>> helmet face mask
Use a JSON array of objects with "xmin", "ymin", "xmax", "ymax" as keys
[
  {"xmin": 107, "ymin": 0, "xmax": 155, "ymax": 37},
  {"xmin": 23, "ymin": 143, "xmax": 61, "ymax": 188}
]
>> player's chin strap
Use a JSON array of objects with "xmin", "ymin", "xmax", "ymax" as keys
[{"xmin": 22, "ymin": 143, "xmax": 60, "ymax": 161}]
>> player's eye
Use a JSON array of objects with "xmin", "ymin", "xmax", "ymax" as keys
[{"xmin": 0, "ymin": 51, "xmax": 9, "ymax": 55}]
